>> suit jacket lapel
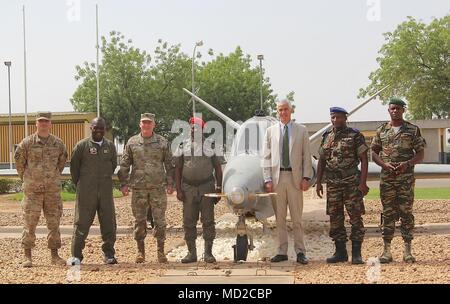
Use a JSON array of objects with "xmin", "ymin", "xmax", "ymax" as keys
[
  {"xmin": 273, "ymin": 124, "xmax": 281, "ymax": 163},
  {"xmin": 289, "ymin": 122, "xmax": 297, "ymax": 156}
]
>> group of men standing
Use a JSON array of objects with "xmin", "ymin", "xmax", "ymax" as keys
[
  {"xmin": 14, "ymin": 111, "xmax": 221, "ymax": 267},
  {"xmin": 14, "ymin": 95, "xmax": 425, "ymax": 268},
  {"xmin": 263, "ymin": 97, "xmax": 425, "ymax": 265}
]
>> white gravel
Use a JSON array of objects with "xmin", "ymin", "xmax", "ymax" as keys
[{"xmin": 168, "ymin": 213, "xmax": 334, "ymax": 262}]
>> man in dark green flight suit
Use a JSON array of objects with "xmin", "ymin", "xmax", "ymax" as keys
[{"xmin": 69, "ymin": 117, "xmax": 118, "ymax": 264}]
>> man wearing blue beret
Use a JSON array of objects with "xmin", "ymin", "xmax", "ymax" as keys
[{"xmin": 316, "ymin": 106, "xmax": 369, "ymax": 264}]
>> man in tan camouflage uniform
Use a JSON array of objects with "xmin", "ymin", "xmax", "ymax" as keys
[
  {"xmin": 118, "ymin": 113, "xmax": 174, "ymax": 263},
  {"xmin": 316, "ymin": 107, "xmax": 369, "ymax": 264},
  {"xmin": 371, "ymin": 98, "xmax": 425, "ymax": 263},
  {"xmin": 14, "ymin": 111, "xmax": 68, "ymax": 267},
  {"xmin": 174, "ymin": 117, "xmax": 223, "ymax": 263}
]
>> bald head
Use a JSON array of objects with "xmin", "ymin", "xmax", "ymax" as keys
[{"xmin": 91, "ymin": 117, "xmax": 106, "ymax": 141}]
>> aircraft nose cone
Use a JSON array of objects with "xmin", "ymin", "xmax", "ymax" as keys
[{"xmin": 228, "ymin": 187, "xmax": 245, "ymax": 205}]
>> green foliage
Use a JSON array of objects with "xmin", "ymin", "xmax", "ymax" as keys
[
  {"xmin": 359, "ymin": 15, "xmax": 450, "ymax": 119},
  {"xmin": 195, "ymin": 46, "xmax": 276, "ymax": 122},
  {"xmin": 366, "ymin": 187, "xmax": 450, "ymax": 200},
  {"xmin": 71, "ymin": 32, "xmax": 283, "ymax": 143},
  {"xmin": 0, "ymin": 179, "xmax": 15, "ymax": 194},
  {"xmin": 0, "ymin": 179, "xmax": 21, "ymax": 194},
  {"xmin": 62, "ymin": 180, "xmax": 77, "ymax": 193},
  {"xmin": 12, "ymin": 190, "xmax": 122, "ymax": 202}
]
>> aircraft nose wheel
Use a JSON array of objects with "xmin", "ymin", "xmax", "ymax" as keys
[{"xmin": 233, "ymin": 235, "xmax": 249, "ymax": 262}]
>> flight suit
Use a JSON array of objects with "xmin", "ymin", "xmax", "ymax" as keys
[{"xmin": 70, "ymin": 137, "xmax": 117, "ymax": 260}]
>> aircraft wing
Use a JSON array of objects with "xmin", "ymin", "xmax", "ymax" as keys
[
  {"xmin": 183, "ymin": 88, "xmax": 241, "ymax": 130},
  {"xmin": 308, "ymin": 86, "xmax": 389, "ymax": 147}
]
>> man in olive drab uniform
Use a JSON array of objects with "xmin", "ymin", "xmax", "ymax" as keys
[
  {"xmin": 14, "ymin": 111, "xmax": 68, "ymax": 267},
  {"xmin": 69, "ymin": 117, "xmax": 118, "ymax": 265},
  {"xmin": 371, "ymin": 98, "xmax": 426, "ymax": 263},
  {"xmin": 174, "ymin": 117, "xmax": 223, "ymax": 263},
  {"xmin": 118, "ymin": 113, "xmax": 174, "ymax": 263},
  {"xmin": 316, "ymin": 107, "xmax": 369, "ymax": 264}
]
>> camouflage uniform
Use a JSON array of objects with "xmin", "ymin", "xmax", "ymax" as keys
[
  {"xmin": 371, "ymin": 121, "xmax": 426, "ymax": 242},
  {"xmin": 15, "ymin": 133, "xmax": 68, "ymax": 250},
  {"xmin": 319, "ymin": 127, "xmax": 368, "ymax": 242},
  {"xmin": 70, "ymin": 137, "xmax": 118, "ymax": 260},
  {"xmin": 174, "ymin": 138, "xmax": 222, "ymax": 244},
  {"xmin": 118, "ymin": 133, "xmax": 174, "ymax": 243}
]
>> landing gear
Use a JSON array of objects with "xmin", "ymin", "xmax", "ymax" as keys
[
  {"xmin": 233, "ymin": 235, "xmax": 249, "ymax": 262},
  {"xmin": 233, "ymin": 213, "xmax": 254, "ymax": 262}
]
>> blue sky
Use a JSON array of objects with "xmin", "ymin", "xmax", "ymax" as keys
[{"xmin": 0, "ymin": 0, "xmax": 449, "ymax": 123}]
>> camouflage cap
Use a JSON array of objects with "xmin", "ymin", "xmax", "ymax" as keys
[
  {"xmin": 36, "ymin": 111, "xmax": 52, "ymax": 121},
  {"xmin": 140, "ymin": 113, "xmax": 155, "ymax": 122}
]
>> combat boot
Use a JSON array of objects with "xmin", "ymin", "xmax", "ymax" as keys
[
  {"xmin": 379, "ymin": 240, "xmax": 393, "ymax": 263},
  {"xmin": 50, "ymin": 249, "xmax": 66, "ymax": 266},
  {"xmin": 135, "ymin": 240, "xmax": 145, "ymax": 263},
  {"xmin": 403, "ymin": 241, "xmax": 416, "ymax": 263},
  {"xmin": 326, "ymin": 241, "xmax": 348, "ymax": 263},
  {"xmin": 351, "ymin": 241, "xmax": 364, "ymax": 264},
  {"xmin": 157, "ymin": 240, "xmax": 168, "ymax": 263},
  {"xmin": 22, "ymin": 249, "xmax": 32, "ymax": 268},
  {"xmin": 203, "ymin": 240, "xmax": 216, "ymax": 263},
  {"xmin": 181, "ymin": 240, "xmax": 197, "ymax": 263}
]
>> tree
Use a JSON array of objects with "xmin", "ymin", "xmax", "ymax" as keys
[
  {"xmin": 71, "ymin": 31, "xmax": 153, "ymax": 142},
  {"xmin": 196, "ymin": 46, "xmax": 277, "ymax": 122},
  {"xmin": 71, "ymin": 33, "xmax": 287, "ymax": 143},
  {"xmin": 359, "ymin": 15, "xmax": 450, "ymax": 119}
]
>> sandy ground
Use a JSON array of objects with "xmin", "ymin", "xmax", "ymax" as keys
[
  {"xmin": 294, "ymin": 235, "xmax": 450, "ymax": 284},
  {"xmin": 0, "ymin": 194, "xmax": 448, "ymax": 226},
  {"xmin": 363, "ymin": 199, "xmax": 450, "ymax": 225},
  {"xmin": 0, "ymin": 230, "xmax": 448, "ymax": 284},
  {"xmin": 1, "ymin": 192, "xmax": 449, "ymax": 284},
  {"xmin": 0, "ymin": 194, "xmax": 231, "ymax": 228},
  {"xmin": 0, "ymin": 235, "xmax": 186, "ymax": 284}
]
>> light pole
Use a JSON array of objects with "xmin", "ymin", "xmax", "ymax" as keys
[
  {"xmin": 257, "ymin": 54, "xmax": 264, "ymax": 111},
  {"xmin": 4, "ymin": 61, "xmax": 13, "ymax": 169},
  {"xmin": 192, "ymin": 40, "xmax": 203, "ymax": 118}
]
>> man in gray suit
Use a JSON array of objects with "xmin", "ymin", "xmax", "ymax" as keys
[{"xmin": 262, "ymin": 99, "xmax": 313, "ymax": 264}]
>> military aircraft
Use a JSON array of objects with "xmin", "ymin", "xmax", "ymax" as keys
[
  {"xmin": 1, "ymin": 88, "xmax": 449, "ymax": 262},
  {"xmin": 183, "ymin": 87, "xmax": 450, "ymax": 262}
]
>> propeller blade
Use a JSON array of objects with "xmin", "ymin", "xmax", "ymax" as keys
[{"xmin": 203, "ymin": 193, "xmax": 228, "ymax": 198}]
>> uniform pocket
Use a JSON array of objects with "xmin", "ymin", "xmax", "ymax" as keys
[
  {"xmin": 30, "ymin": 146, "xmax": 43, "ymax": 162},
  {"xmin": 400, "ymin": 133, "xmax": 413, "ymax": 149}
]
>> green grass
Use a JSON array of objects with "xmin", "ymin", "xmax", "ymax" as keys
[
  {"xmin": 366, "ymin": 187, "xmax": 450, "ymax": 200},
  {"xmin": 11, "ymin": 189, "xmax": 122, "ymax": 202}
]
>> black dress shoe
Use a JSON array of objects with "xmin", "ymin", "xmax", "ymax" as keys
[
  {"xmin": 297, "ymin": 252, "xmax": 309, "ymax": 264},
  {"xmin": 270, "ymin": 255, "xmax": 288, "ymax": 263}
]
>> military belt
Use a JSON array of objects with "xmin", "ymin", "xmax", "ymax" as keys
[{"xmin": 326, "ymin": 167, "xmax": 359, "ymax": 180}]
